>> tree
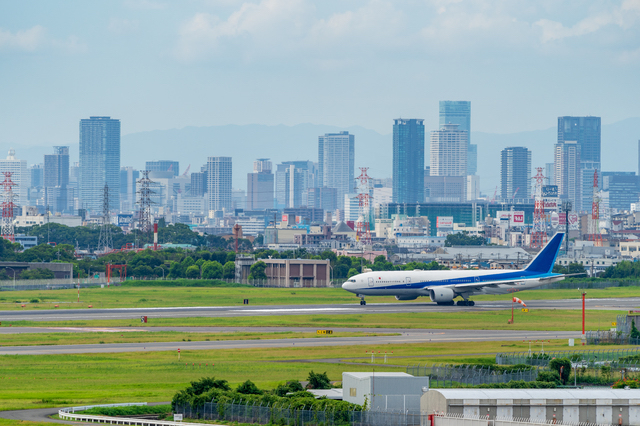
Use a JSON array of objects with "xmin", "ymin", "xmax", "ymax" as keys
[
  {"xmin": 347, "ymin": 268, "xmax": 358, "ymax": 278},
  {"xmin": 134, "ymin": 265, "xmax": 154, "ymax": 278},
  {"xmin": 549, "ymin": 358, "xmax": 571, "ymax": 384},
  {"xmin": 185, "ymin": 265, "xmax": 200, "ymax": 279},
  {"xmin": 307, "ymin": 371, "xmax": 331, "ymax": 389},
  {"xmin": 445, "ymin": 232, "xmax": 486, "ymax": 247},
  {"xmin": 19, "ymin": 268, "xmax": 55, "ymax": 280},
  {"xmin": 202, "ymin": 261, "xmax": 223, "ymax": 279},
  {"xmin": 236, "ymin": 380, "xmax": 262, "ymax": 395},
  {"xmin": 248, "ymin": 261, "xmax": 267, "ymax": 280},
  {"xmin": 631, "ymin": 321, "xmax": 640, "ymax": 339},
  {"xmin": 223, "ymin": 261, "xmax": 235, "ymax": 279}
]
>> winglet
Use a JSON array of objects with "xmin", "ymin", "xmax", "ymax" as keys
[{"xmin": 524, "ymin": 233, "xmax": 565, "ymax": 274}]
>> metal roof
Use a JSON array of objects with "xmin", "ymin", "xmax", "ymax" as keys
[
  {"xmin": 428, "ymin": 388, "xmax": 640, "ymax": 399},
  {"xmin": 344, "ymin": 372, "xmax": 413, "ymax": 379}
]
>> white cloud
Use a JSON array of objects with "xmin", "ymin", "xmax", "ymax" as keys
[
  {"xmin": 175, "ymin": 0, "xmax": 313, "ymax": 60},
  {"xmin": 108, "ymin": 18, "xmax": 140, "ymax": 35},
  {"xmin": 0, "ymin": 26, "xmax": 86, "ymax": 54},
  {"xmin": 0, "ymin": 26, "xmax": 46, "ymax": 51}
]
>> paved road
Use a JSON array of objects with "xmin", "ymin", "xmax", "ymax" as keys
[
  {"xmin": 0, "ymin": 297, "xmax": 637, "ymax": 322},
  {"xmin": 0, "ymin": 328, "xmax": 579, "ymax": 355}
]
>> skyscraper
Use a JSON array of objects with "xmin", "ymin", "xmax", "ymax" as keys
[
  {"xmin": 207, "ymin": 157, "xmax": 232, "ymax": 212},
  {"xmin": 554, "ymin": 141, "xmax": 581, "ymax": 211},
  {"xmin": 500, "ymin": 147, "xmax": 531, "ymax": 201},
  {"xmin": 79, "ymin": 116, "xmax": 121, "ymax": 212},
  {"xmin": 318, "ymin": 131, "xmax": 354, "ymax": 209},
  {"xmin": 439, "ymin": 101, "xmax": 475, "ymax": 175},
  {"xmin": 430, "ymin": 123, "xmax": 468, "ymax": 177},
  {"xmin": 247, "ymin": 158, "xmax": 274, "ymax": 210},
  {"xmin": 558, "ymin": 116, "xmax": 601, "ymax": 212},
  {"xmin": 274, "ymin": 161, "xmax": 315, "ymax": 209},
  {"xmin": 44, "ymin": 146, "xmax": 70, "ymax": 213},
  {"xmin": 0, "ymin": 149, "xmax": 29, "ymax": 207},
  {"xmin": 393, "ymin": 118, "xmax": 425, "ymax": 204},
  {"xmin": 120, "ymin": 167, "xmax": 139, "ymax": 211}
]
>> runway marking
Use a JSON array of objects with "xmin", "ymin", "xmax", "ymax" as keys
[{"xmin": 46, "ymin": 327, "xmax": 148, "ymax": 332}]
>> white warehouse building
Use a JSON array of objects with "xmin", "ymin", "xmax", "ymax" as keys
[{"xmin": 422, "ymin": 388, "xmax": 640, "ymax": 425}]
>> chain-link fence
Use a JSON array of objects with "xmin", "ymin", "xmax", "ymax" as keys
[
  {"xmin": 496, "ymin": 347, "xmax": 640, "ymax": 366},
  {"xmin": 406, "ymin": 363, "xmax": 539, "ymax": 386},
  {"xmin": 174, "ymin": 401, "xmax": 423, "ymax": 426},
  {"xmin": 0, "ymin": 277, "xmax": 121, "ymax": 291}
]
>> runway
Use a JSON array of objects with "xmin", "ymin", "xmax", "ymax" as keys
[
  {"xmin": 0, "ymin": 328, "xmax": 579, "ymax": 355},
  {"xmin": 0, "ymin": 297, "xmax": 637, "ymax": 322}
]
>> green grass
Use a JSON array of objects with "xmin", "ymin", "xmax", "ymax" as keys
[
  {"xmin": 2, "ymin": 309, "xmax": 625, "ymax": 331},
  {"xmin": 0, "ymin": 338, "xmax": 592, "ymax": 412},
  {"xmin": 0, "ymin": 331, "xmax": 396, "ymax": 347},
  {"xmin": 1, "ymin": 285, "xmax": 639, "ymax": 311}
]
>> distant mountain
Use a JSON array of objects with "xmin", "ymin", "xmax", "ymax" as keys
[{"xmin": 4, "ymin": 118, "xmax": 639, "ymax": 196}]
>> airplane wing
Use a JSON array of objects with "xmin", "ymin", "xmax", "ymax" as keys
[{"xmin": 450, "ymin": 275, "xmax": 561, "ymax": 290}]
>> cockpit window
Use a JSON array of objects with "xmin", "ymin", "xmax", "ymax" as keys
[{"xmin": 349, "ymin": 279, "xmax": 356, "ymax": 282}]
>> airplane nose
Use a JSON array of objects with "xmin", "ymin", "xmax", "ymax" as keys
[{"xmin": 342, "ymin": 281, "xmax": 352, "ymax": 290}]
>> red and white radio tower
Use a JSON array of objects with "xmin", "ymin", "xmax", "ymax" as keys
[
  {"xmin": 530, "ymin": 167, "xmax": 547, "ymax": 248},
  {"xmin": 589, "ymin": 170, "xmax": 603, "ymax": 247},
  {"xmin": 355, "ymin": 167, "xmax": 372, "ymax": 246},
  {"xmin": 1, "ymin": 171, "xmax": 17, "ymax": 242}
]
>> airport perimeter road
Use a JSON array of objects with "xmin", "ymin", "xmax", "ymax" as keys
[
  {"xmin": 0, "ymin": 329, "xmax": 579, "ymax": 355},
  {"xmin": 0, "ymin": 297, "xmax": 637, "ymax": 322}
]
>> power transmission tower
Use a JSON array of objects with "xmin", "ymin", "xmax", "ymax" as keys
[
  {"xmin": 1, "ymin": 172, "xmax": 17, "ymax": 242},
  {"xmin": 136, "ymin": 171, "xmax": 154, "ymax": 242},
  {"xmin": 589, "ymin": 169, "xmax": 603, "ymax": 247},
  {"xmin": 530, "ymin": 167, "xmax": 547, "ymax": 249},
  {"xmin": 97, "ymin": 184, "xmax": 113, "ymax": 252},
  {"xmin": 355, "ymin": 167, "xmax": 372, "ymax": 247}
]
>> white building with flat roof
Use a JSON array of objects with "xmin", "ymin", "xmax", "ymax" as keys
[{"xmin": 0, "ymin": 149, "xmax": 29, "ymax": 207}]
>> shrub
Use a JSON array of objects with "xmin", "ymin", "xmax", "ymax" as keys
[
  {"xmin": 549, "ymin": 358, "xmax": 571, "ymax": 384},
  {"xmin": 307, "ymin": 371, "xmax": 331, "ymax": 389},
  {"xmin": 236, "ymin": 380, "xmax": 262, "ymax": 395}
]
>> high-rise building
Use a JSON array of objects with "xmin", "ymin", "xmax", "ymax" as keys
[
  {"xmin": 190, "ymin": 170, "xmax": 207, "ymax": 197},
  {"xmin": 307, "ymin": 187, "xmax": 338, "ymax": 212},
  {"xmin": 79, "ymin": 116, "xmax": 121, "ymax": 212},
  {"xmin": 119, "ymin": 167, "xmax": 139, "ymax": 212},
  {"xmin": 557, "ymin": 116, "xmax": 601, "ymax": 212},
  {"xmin": 146, "ymin": 160, "xmax": 179, "ymax": 177},
  {"xmin": 601, "ymin": 172, "xmax": 640, "ymax": 212},
  {"xmin": 247, "ymin": 158, "xmax": 274, "ymax": 210},
  {"xmin": 30, "ymin": 164, "xmax": 43, "ymax": 188},
  {"xmin": 393, "ymin": 118, "xmax": 425, "ymax": 204},
  {"xmin": 207, "ymin": 157, "xmax": 232, "ymax": 212},
  {"xmin": 318, "ymin": 131, "xmax": 355, "ymax": 209},
  {"xmin": 554, "ymin": 141, "xmax": 581, "ymax": 211},
  {"xmin": 0, "ymin": 149, "xmax": 29, "ymax": 207},
  {"xmin": 430, "ymin": 124, "xmax": 467, "ymax": 177},
  {"xmin": 275, "ymin": 161, "xmax": 316, "ymax": 209},
  {"xmin": 500, "ymin": 147, "xmax": 531, "ymax": 201},
  {"xmin": 439, "ymin": 101, "xmax": 475, "ymax": 175},
  {"xmin": 44, "ymin": 146, "xmax": 70, "ymax": 213}
]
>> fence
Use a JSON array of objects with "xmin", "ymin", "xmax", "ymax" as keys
[
  {"xmin": 0, "ymin": 277, "xmax": 121, "ymax": 291},
  {"xmin": 174, "ymin": 400, "xmax": 423, "ymax": 426},
  {"xmin": 496, "ymin": 347, "xmax": 640, "ymax": 366},
  {"xmin": 533, "ymin": 280, "xmax": 634, "ymax": 290},
  {"xmin": 405, "ymin": 364, "xmax": 539, "ymax": 387},
  {"xmin": 586, "ymin": 330, "xmax": 640, "ymax": 346},
  {"xmin": 432, "ymin": 413, "xmax": 607, "ymax": 426}
]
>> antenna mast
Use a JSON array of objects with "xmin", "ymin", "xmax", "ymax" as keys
[
  {"xmin": 98, "ymin": 184, "xmax": 113, "ymax": 252},
  {"xmin": 1, "ymin": 172, "xmax": 17, "ymax": 242}
]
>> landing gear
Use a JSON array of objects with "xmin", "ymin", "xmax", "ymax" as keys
[
  {"xmin": 456, "ymin": 300, "xmax": 475, "ymax": 306},
  {"xmin": 359, "ymin": 295, "xmax": 366, "ymax": 306},
  {"xmin": 436, "ymin": 301, "xmax": 455, "ymax": 306}
]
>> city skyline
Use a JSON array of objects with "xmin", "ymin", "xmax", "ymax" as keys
[{"xmin": 2, "ymin": 1, "xmax": 639, "ymax": 148}]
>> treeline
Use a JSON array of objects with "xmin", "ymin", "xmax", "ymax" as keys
[
  {"xmin": 172, "ymin": 374, "xmax": 360, "ymax": 413},
  {"xmin": 17, "ymin": 222, "xmax": 253, "ymax": 252},
  {"xmin": 600, "ymin": 260, "xmax": 640, "ymax": 279}
]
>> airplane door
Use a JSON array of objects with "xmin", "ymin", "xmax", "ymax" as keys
[
  {"xmin": 406, "ymin": 277, "xmax": 411, "ymax": 286},
  {"xmin": 474, "ymin": 276, "xmax": 479, "ymax": 282},
  {"xmin": 368, "ymin": 277, "xmax": 374, "ymax": 287}
]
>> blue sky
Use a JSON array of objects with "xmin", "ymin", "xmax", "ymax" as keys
[{"xmin": 1, "ymin": 0, "xmax": 640, "ymax": 149}]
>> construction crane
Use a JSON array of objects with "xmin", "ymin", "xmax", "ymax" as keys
[
  {"xmin": 512, "ymin": 187, "xmax": 519, "ymax": 200},
  {"xmin": 182, "ymin": 164, "xmax": 191, "ymax": 177},
  {"xmin": 490, "ymin": 186, "xmax": 498, "ymax": 204}
]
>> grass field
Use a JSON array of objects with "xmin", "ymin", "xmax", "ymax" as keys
[
  {"xmin": 0, "ymin": 331, "xmax": 395, "ymax": 347},
  {"xmin": 2, "ymin": 309, "xmax": 625, "ymax": 332},
  {"xmin": 1, "ymin": 285, "xmax": 639, "ymax": 311},
  {"xmin": 0, "ymin": 338, "xmax": 613, "ymax": 412}
]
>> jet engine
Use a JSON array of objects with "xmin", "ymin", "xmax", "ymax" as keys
[
  {"xmin": 395, "ymin": 295, "xmax": 419, "ymax": 301},
  {"xmin": 429, "ymin": 287, "xmax": 455, "ymax": 304}
]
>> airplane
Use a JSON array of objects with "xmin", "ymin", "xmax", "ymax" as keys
[{"xmin": 342, "ymin": 232, "xmax": 566, "ymax": 306}]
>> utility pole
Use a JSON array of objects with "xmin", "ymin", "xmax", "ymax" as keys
[{"xmin": 562, "ymin": 201, "xmax": 572, "ymax": 254}]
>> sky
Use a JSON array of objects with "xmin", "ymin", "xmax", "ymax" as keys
[{"xmin": 1, "ymin": 0, "xmax": 640, "ymax": 149}]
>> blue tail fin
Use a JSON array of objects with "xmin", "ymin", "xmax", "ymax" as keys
[{"xmin": 525, "ymin": 233, "xmax": 565, "ymax": 274}]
